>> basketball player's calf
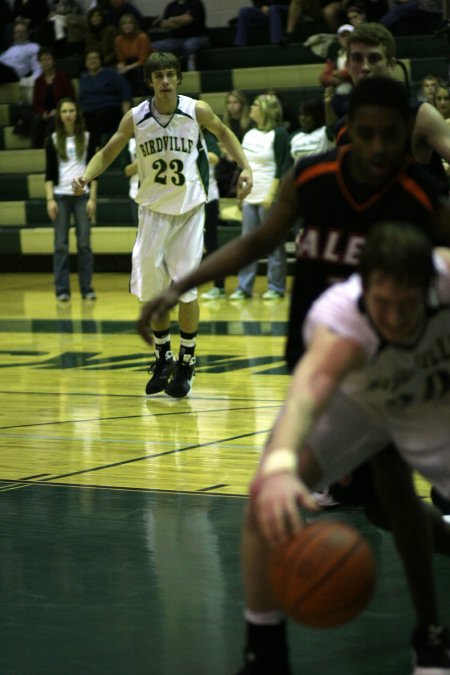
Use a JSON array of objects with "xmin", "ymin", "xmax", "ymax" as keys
[{"xmin": 145, "ymin": 299, "xmax": 197, "ymax": 398}]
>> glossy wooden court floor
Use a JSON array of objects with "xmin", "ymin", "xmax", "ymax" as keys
[{"xmin": 0, "ymin": 272, "xmax": 449, "ymax": 675}]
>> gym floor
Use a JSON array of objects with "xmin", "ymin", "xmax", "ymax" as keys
[{"xmin": 1, "ymin": 272, "xmax": 449, "ymax": 675}]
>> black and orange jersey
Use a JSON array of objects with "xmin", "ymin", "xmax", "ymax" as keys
[{"xmin": 285, "ymin": 144, "xmax": 443, "ymax": 370}]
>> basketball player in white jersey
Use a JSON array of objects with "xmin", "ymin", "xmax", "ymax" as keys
[
  {"xmin": 242, "ymin": 222, "xmax": 450, "ymax": 675},
  {"xmin": 72, "ymin": 52, "xmax": 253, "ymax": 397}
]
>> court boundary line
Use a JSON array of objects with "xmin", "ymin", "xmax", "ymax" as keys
[{"xmin": 0, "ymin": 478, "xmax": 249, "ymax": 498}]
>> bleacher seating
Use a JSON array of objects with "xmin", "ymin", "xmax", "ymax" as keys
[{"xmin": 0, "ymin": 30, "xmax": 448, "ymax": 271}]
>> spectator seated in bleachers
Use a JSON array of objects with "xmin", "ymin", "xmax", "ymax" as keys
[
  {"xmin": 0, "ymin": 21, "xmax": 41, "ymax": 85},
  {"xmin": 318, "ymin": 23, "xmax": 354, "ymax": 118},
  {"xmin": 233, "ymin": 0, "xmax": 291, "ymax": 46},
  {"xmin": 284, "ymin": 0, "xmax": 346, "ymax": 36},
  {"xmin": 11, "ymin": 0, "xmax": 50, "ymax": 42},
  {"xmin": 78, "ymin": 48, "xmax": 131, "ymax": 149},
  {"xmin": 36, "ymin": 0, "xmax": 86, "ymax": 57},
  {"xmin": 84, "ymin": 6, "xmax": 117, "ymax": 66},
  {"xmin": 379, "ymin": 0, "xmax": 442, "ymax": 34},
  {"xmin": 344, "ymin": 1, "xmax": 367, "ymax": 25},
  {"xmin": 433, "ymin": 81, "xmax": 450, "ymax": 183},
  {"xmin": 29, "ymin": 46, "xmax": 76, "ymax": 147},
  {"xmin": 115, "ymin": 12, "xmax": 153, "ymax": 96},
  {"xmin": 289, "ymin": 97, "xmax": 334, "ymax": 162},
  {"xmin": 151, "ymin": 0, "xmax": 209, "ymax": 72},
  {"xmin": 104, "ymin": 0, "xmax": 145, "ymax": 30},
  {"xmin": 417, "ymin": 72, "xmax": 439, "ymax": 104},
  {"xmin": 434, "ymin": 80, "xmax": 450, "ymax": 121}
]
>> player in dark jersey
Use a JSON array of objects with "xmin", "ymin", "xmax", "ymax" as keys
[
  {"xmin": 316, "ymin": 21, "xmax": 450, "ymax": 514},
  {"xmin": 138, "ymin": 77, "xmax": 450, "ymax": 675}
]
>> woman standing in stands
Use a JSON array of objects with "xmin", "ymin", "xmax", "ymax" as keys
[
  {"xmin": 230, "ymin": 93, "xmax": 291, "ymax": 300},
  {"xmin": 45, "ymin": 98, "xmax": 97, "ymax": 302},
  {"xmin": 84, "ymin": 7, "xmax": 117, "ymax": 66},
  {"xmin": 114, "ymin": 12, "xmax": 153, "ymax": 96},
  {"xmin": 216, "ymin": 90, "xmax": 251, "ymax": 198}
]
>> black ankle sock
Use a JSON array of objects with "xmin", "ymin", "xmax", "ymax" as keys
[
  {"xmin": 153, "ymin": 329, "xmax": 171, "ymax": 360},
  {"xmin": 179, "ymin": 330, "xmax": 197, "ymax": 362}
]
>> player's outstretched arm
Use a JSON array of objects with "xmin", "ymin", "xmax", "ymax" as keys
[
  {"xmin": 72, "ymin": 111, "xmax": 134, "ymax": 194},
  {"xmin": 251, "ymin": 326, "xmax": 364, "ymax": 545}
]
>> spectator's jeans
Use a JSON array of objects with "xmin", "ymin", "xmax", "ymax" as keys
[
  {"xmin": 234, "ymin": 5, "xmax": 289, "ymax": 45},
  {"xmin": 53, "ymin": 194, "xmax": 93, "ymax": 296},
  {"xmin": 379, "ymin": 0, "xmax": 420, "ymax": 29},
  {"xmin": 152, "ymin": 35, "xmax": 210, "ymax": 59},
  {"xmin": 237, "ymin": 202, "xmax": 286, "ymax": 295}
]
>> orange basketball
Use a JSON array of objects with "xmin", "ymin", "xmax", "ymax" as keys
[{"xmin": 269, "ymin": 520, "xmax": 376, "ymax": 628}]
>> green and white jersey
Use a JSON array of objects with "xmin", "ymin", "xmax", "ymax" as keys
[{"xmin": 132, "ymin": 95, "xmax": 209, "ymax": 215}]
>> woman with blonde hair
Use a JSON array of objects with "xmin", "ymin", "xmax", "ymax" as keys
[
  {"xmin": 45, "ymin": 98, "xmax": 98, "ymax": 302},
  {"xmin": 230, "ymin": 93, "xmax": 291, "ymax": 300},
  {"xmin": 115, "ymin": 12, "xmax": 153, "ymax": 96}
]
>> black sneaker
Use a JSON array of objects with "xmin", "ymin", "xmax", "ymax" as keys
[
  {"xmin": 164, "ymin": 355, "xmax": 195, "ymax": 398},
  {"xmin": 412, "ymin": 624, "xmax": 450, "ymax": 674},
  {"xmin": 145, "ymin": 351, "xmax": 175, "ymax": 395}
]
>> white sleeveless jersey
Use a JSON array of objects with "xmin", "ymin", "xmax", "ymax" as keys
[
  {"xmin": 132, "ymin": 95, "xmax": 209, "ymax": 215},
  {"xmin": 53, "ymin": 132, "xmax": 91, "ymax": 196},
  {"xmin": 304, "ymin": 253, "xmax": 450, "ymax": 452}
]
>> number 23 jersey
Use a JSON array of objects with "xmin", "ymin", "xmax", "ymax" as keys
[{"xmin": 132, "ymin": 95, "xmax": 209, "ymax": 215}]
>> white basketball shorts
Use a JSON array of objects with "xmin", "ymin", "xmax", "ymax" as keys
[{"xmin": 130, "ymin": 204, "xmax": 205, "ymax": 302}]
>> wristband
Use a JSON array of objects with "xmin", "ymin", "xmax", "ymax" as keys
[{"xmin": 261, "ymin": 448, "xmax": 297, "ymax": 478}]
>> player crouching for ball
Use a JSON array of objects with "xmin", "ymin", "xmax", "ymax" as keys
[
  {"xmin": 72, "ymin": 52, "xmax": 252, "ymax": 398},
  {"xmin": 237, "ymin": 222, "xmax": 450, "ymax": 675}
]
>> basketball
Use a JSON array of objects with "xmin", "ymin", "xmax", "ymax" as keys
[{"xmin": 269, "ymin": 520, "xmax": 376, "ymax": 628}]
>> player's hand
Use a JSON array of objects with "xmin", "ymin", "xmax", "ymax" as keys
[
  {"xmin": 72, "ymin": 176, "xmax": 87, "ymax": 195},
  {"xmin": 137, "ymin": 288, "xmax": 181, "ymax": 345},
  {"xmin": 236, "ymin": 169, "xmax": 253, "ymax": 203},
  {"xmin": 250, "ymin": 472, "xmax": 319, "ymax": 546}
]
